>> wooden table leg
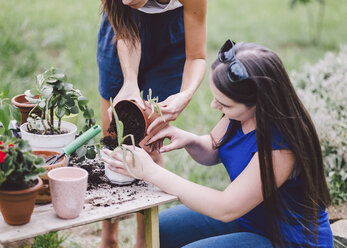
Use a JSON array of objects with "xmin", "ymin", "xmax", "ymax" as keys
[{"xmin": 144, "ymin": 206, "xmax": 159, "ymax": 248}]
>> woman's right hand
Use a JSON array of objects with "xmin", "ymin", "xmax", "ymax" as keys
[
  {"xmin": 145, "ymin": 125, "xmax": 193, "ymax": 153},
  {"xmin": 102, "ymin": 146, "xmax": 158, "ymax": 181},
  {"xmin": 107, "ymin": 82, "xmax": 145, "ymax": 121}
]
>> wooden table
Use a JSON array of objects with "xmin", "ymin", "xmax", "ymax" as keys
[{"xmin": 0, "ymin": 181, "xmax": 177, "ymax": 247}]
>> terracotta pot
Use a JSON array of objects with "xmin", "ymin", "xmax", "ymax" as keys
[
  {"xmin": 11, "ymin": 94, "xmax": 42, "ymax": 124},
  {"xmin": 0, "ymin": 177, "xmax": 43, "ymax": 225},
  {"xmin": 103, "ymin": 100, "xmax": 167, "ymax": 185},
  {"xmin": 32, "ymin": 151, "xmax": 67, "ymax": 204},
  {"xmin": 114, "ymin": 100, "xmax": 167, "ymax": 146}
]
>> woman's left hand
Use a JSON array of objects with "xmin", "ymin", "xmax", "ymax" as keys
[
  {"xmin": 102, "ymin": 146, "xmax": 158, "ymax": 181},
  {"xmin": 146, "ymin": 91, "xmax": 190, "ymax": 135}
]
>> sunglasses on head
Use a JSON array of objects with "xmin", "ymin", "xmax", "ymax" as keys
[{"xmin": 218, "ymin": 39, "xmax": 249, "ymax": 83}]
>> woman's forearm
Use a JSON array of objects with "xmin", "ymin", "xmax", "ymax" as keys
[
  {"xmin": 117, "ymin": 39, "xmax": 141, "ymax": 85},
  {"xmin": 148, "ymin": 165, "xmax": 229, "ymax": 222},
  {"xmin": 180, "ymin": 58, "xmax": 206, "ymax": 99},
  {"xmin": 184, "ymin": 133, "xmax": 220, "ymax": 165}
]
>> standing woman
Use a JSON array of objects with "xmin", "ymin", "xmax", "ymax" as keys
[
  {"xmin": 97, "ymin": 0, "xmax": 207, "ymax": 247},
  {"xmin": 104, "ymin": 41, "xmax": 333, "ymax": 247}
]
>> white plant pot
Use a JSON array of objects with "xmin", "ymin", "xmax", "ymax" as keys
[
  {"xmin": 20, "ymin": 120, "xmax": 77, "ymax": 154},
  {"xmin": 101, "ymin": 150, "xmax": 135, "ymax": 185}
]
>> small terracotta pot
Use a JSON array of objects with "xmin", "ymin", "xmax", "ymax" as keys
[
  {"xmin": 11, "ymin": 94, "xmax": 42, "ymax": 124},
  {"xmin": 0, "ymin": 177, "xmax": 43, "ymax": 225},
  {"xmin": 48, "ymin": 167, "xmax": 88, "ymax": 219},
  {"xmin": 103, "ymin": 100, "xmax": 167, "ymax": 185},
  {"xmin": 32, "ymin": 151, "xmax": 67, "ymax": 204},
  {"xmin": 114, "ymin": 100, "xmax": 167, "ymax": 146}
]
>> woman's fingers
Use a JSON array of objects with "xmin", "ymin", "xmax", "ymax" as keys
[
  {"xmin": 102, "ymin": 154, "xmax": 123, "ymax": 168},
  {"xmin": 158, "ymin": 143, "xmax": 177, "ymax": 153},
  {"xmin": 147, "ymin": 117, "xmax": 165, "ymax": 135},
  {"xmin": 145, "ymin": 126, "xmax": 172, "ymax": 145}
]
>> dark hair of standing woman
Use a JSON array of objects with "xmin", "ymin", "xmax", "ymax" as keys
[
  {"xmin": 211, "ymin": 42, "xmax": 331, "ymax": 248},
  {"xmin": 101, "ymin": 0, "xmax": 140, "ymax": 45}
]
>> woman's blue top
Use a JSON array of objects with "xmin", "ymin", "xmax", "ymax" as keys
[{"xmin": 218, "ymin": 120, "xmax": 333, "ymax": 247}]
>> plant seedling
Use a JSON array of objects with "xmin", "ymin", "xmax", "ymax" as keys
[
  {"xmin": 146, "ymin": 88, "xmax": 165, "ymax": 122},
  {"xmin": 108, "ymin": 98, "xmax": 139, "ymax": 179}
]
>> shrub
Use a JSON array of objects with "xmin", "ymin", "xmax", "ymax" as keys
[
  {"xmin": 291, "ymin": 45, "xmax": 347, "ymax": 204},
  {"xmin": 32, "ymin": 231, "xmax": 68, "ymax": 248}
]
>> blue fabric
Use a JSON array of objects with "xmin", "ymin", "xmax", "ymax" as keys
[
  {"xmin": 218, "ymin": 120, "xmax": 333, "ymax": 247},
  {"xmin": 97, "ymin": 7, "xmax": 185, "ymax": 101},
  {"xmin": 159, "ymin": 205, "xmax": 274, "ymax": 248}
]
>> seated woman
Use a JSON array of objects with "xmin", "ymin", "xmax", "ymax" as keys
[{"xmin": 102, "ymin": 40, "xmax": 333, "ymax": 248}]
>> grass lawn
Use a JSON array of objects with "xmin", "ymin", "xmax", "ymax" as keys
[{"xmin": 0, "ymin": 0, "xmax": 346, "ymax": 247}]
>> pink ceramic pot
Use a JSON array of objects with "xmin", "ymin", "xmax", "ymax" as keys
[{"xmin": 48, "ymin": 167, "xmax": 88, "ymax": 219}]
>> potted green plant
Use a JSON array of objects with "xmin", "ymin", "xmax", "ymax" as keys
[
  {"xmin": 20, "ymin": 67, "xmax": 95, "ymax": 152},
  {"xmin": 101, "ymin": 99, "xmax": 137, "ymax": 185},
  {"xmin": 0, "ymin": 135, "xmax": 46, "ymax": 225}
]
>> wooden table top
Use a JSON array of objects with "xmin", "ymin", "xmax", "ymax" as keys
[{"xmin": 0, "ymin": 181, "xmax": 177, "ymax": 244}]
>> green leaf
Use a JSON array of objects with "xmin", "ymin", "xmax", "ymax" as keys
[
  {"xmin": 70, "ymin": 105, "xmax": 79, "ymax": 114},
  {"xmin": 25, "ymin": 89, "xmax": 35, "ymax": 98},
  {"xmin": 63, "ymin": 83, "xmax": 73, "ymax": 91},
  {"xmin": 83, "ymin": 108, "xmax": 94, "ymax": 119},
  {"xmin": 55, "ymin": 107, "xmax": 65, "ymax": 118},
  {"xmin": 76, "ymin": 146, "xmax": 87, "ymax": 158},
  {"xmin": 78, "ymin": 96, "xmax": 88, "ymax": 106},
  {"xmin": 66, "ymin": 98, "xmax": 75, "ymax": 107},
  {"xmin": 9, "ymin": 105, "xmax": 22, "ymax": 124},
  {"xmin": 25, "ymin": 96, "xmax": 40, "ymax": 104},
  {"xmin": 86, "ymin": 147, "xmax": 96, "ymax": 159},
  {"xmin": 0, "ymin": 105, "xmax": 11, "ymax": 131},
  {"xmin": 46, "ymin": 77, "xmax": 58, "ymax": 84},
  {"xmin": 57, "ymin": 97, "xmax": 67, "ymax": 107},
  {"xmin": 118, "ymin": 121, "xmax": 124, "ymax": 145},
  {"xmin": 38, "ymin": 100, "xmax": 46, "ymax": 109},
  {"xmin": 41, "ymin": 86, "xmax": 53, "ymax": 98}
]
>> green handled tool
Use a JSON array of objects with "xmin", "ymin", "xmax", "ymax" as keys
[{"xmin": 46, "ymin": 125, "xmax": 102, "ymax": 165}]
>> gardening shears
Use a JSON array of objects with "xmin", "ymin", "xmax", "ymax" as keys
[{"xmin": 45, "ymin": 125, "xmax": 102, "ymax": 165}]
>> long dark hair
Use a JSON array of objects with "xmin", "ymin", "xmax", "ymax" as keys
[
  {"xmin": 212, "ymin": 42, "xmax": 331, "ymax": 247},
  {"xmin": 101, "ymin": 0, "xmax": 140, "ymax": 45}
]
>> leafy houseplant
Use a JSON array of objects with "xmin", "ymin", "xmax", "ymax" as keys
[
  {"xmin": 0, "ymin": 135, "xmax": 46, "ymax": 225},
  {"xmin": 24, "ymin": 67, "xmax": 95, "ymax": 134},
  {"xmin": 20, "ymin": 67, "xmax": 96, "ymax": 153}
]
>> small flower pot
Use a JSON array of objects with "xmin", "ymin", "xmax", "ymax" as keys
[
  {"xmin": 114, "ymin": 100, "xmax": 167, "ymax": 145},
  {"xmin": 0, "ymin": 177, "xmax": 43, "ymax": 225},
  {"xmin": 48, "ymin": 167, "xmax": 88, "ymax": 219},
  {"xmin": 32, "ymin": 151, "xmax": 67, "ymax": 204},
  {"xmin": 20, "ymin": 120, "xmax": 77, "ymax": 153},
  {"xmin": 101, "ymin": 150, "xmax": 135, "ymax": 185},
  {"xmin": 11, "ymin": 94, "xmax": 42, "ymax": 124}
]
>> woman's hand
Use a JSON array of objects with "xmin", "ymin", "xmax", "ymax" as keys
[
  {"xmin": 102, "ymin": 146, "xmax": 158, "ymax": 181},
  {"xmin": 107, "ymin": 83, "xmax": 145, "ymax": 121},
  {"xmin": 145, "ymin": 125, "xmax": 193, "ymax": 153},
  {"xmin": 146, "ymin": 91, "xmax": 190, "ymax": 135}
]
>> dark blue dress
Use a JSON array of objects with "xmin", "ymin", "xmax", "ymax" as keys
[{"xmin": 97, "ymin": 7, "xmax": 185, "ymax": 101}]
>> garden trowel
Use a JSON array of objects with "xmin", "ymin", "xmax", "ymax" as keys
[{"xmin": 46, "ymin": 125, "xmax": 102, "ymax": 165}]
